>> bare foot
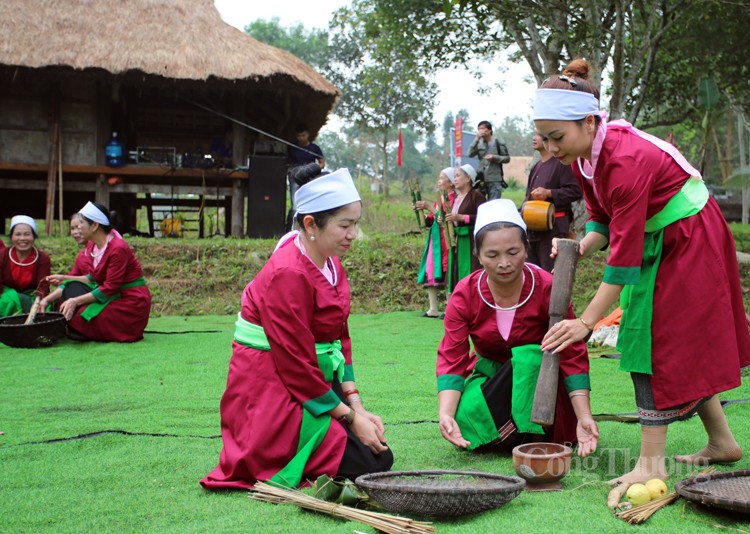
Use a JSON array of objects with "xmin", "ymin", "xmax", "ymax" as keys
[{"xmin": 674, "ymin": 444, "xmax": 743, "ymax": 465}]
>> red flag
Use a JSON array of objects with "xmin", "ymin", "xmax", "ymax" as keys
[
  {"xmin": 397, "ymin": 129, "xmax": 403, "ymax": 167},
  {"xmin": 454, "ymin": 116, "xmax": 463, "ymax": 161}
]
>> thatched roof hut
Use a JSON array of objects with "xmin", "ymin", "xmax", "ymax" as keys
[
  {"xmin": 0, "ymin": 0, "xmax": 339, "ymax": 138},
  {"xmin": 0, "ymin": 0, "xmax": 340, "ymax": 237}
]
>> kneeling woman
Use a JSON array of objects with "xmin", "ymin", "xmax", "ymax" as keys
[
  {"xmin": 201, "ymin": 169, "xmax": 393, "ymax": 490},
  {"xmin": 437, "ymin": 199, "xmax": 598, "ymax": 455},
  {"xmin": 0, "ymin": 216, "xmax": 51, "ymax": 315},
  {"xmin": 58, "ymin": 202, "xmax": 151, "ymax": 342}
]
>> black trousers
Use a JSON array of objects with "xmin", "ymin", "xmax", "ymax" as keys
[
  {"xmin": 331, "ymin": 379, "xmax": 394, "ymax": 481},
  {"xmin": 478, "ymin": 361, "xmax": 548, "ymax": 451}
]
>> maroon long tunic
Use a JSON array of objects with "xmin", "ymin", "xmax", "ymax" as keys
[
  {"xmin": 201, "ymin": 238, "xmax": 354, "ymax": 489},
  {"xmin": 573, "ymin": 126, "xmax": 750, "ymax": 409},
  {"xmin": 437, "ymin": 265, "xmax": 589, "ymax": 444},
  {"xmin": 67, "ymin": 236, "xmax": 151, "ymax": 342},
  {"xmin": 69, "ymin": 243, "xmax": 94, "ymax": 276}
]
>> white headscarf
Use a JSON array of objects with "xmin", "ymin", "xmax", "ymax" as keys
[
  {"xmin": 533, "ymin": 88, "xmax": 600, "ymax": 121},
  {"xmin": 10, "ymin": 215, "xmax": 37, "ymax": 235},
  {"xmin": 294, "ymin": 168, "xmax": 361, "ymax": 215},
  {"xmin": 460, "ymin": 164, "xmax": 477, "ymax": 182},
  {"xmin": 79, "ymin": 201, "xmax": 110, "ymax": 225},
  {"xmin": 441, "ymin": 167, "xmax": 456, "ymax": 185},
  {"xmin": 474, "ymin": 199, "xmax": 527, "ymax": 236}
]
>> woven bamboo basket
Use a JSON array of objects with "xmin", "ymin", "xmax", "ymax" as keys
[
  {"xmin": 355, "ymin": 470, "xmax": 525, "ymax": 517},
  {"xmin": 675, "ymin": 469, "xmax": 750, "ymax": 514}
]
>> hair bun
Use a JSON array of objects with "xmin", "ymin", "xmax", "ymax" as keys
[
  {"xmin": 563, "ymin": 58, "xmax": 590, "ymax": 81},
  {"xmin": 290, "ymin": 162, "xmax": 322, "ymax": 186}
]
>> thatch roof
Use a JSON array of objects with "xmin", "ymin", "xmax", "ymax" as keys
[{"xmin": 0, "ymin": 0, "xmax": 339, "ymax": 97}]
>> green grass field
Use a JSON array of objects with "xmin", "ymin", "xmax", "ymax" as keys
[{"xmin": 1, "ymin": 313, "xmax": 749, "ymax": 533}]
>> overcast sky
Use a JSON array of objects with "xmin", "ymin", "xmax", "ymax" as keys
[{"xmin": 214, "ymin": 1, "xmax": 536, "ymax": 136}]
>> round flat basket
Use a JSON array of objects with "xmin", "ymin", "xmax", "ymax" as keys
[
  {"xmin": 0, "ymin": 313, "xmax": 67, "ymax": 348},
  {"xmin": 355, "ymin": 470, "xmax": 525, "ymax": 517},
  {"xmin": 675, "ymin": 469, "xmax": 750, "ymax": 514}
]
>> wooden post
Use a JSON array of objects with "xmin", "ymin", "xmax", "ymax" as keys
[
  {"xmin": 231, "ymin": 180, "xmax": 244, "ymax": 237},
  {"xmin": 58, "ymin": 134, "xmax": 64, "ymax": 235},
  {"xmin": 44, "ymin": 116, "xmax": 59, "ymax": 235},
  {"xmin": 95, "ymin": 174, "xmax": 110, "ymax": 208}
]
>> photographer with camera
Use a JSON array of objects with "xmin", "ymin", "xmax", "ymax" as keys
[{"xmin": 468, "ymin": 120, "xmax": 510, "ymax": 200}]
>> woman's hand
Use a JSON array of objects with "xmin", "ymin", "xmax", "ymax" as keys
[
  {"xmin": 549, "ymin": 238, "xmax": 586, "ymax": 261},
  {"xmin": 444, "ymin": 213, "xmax": 459, "ymax": 224},
  {"xmin": 541, "ymin": 318, "xmax": 590, "ymax": 353},
  {"xmin": 59, "ymin": 298, "xmax": 78, "ymax": 321},
  {"xmin": 349, "ymin": 413, "xmax": 389, "ymax": 455},
  {"xmin": 439, "ymin": 414, "xmax": 470, "ymax": 448},
  {"xmin": 414, "ymin": 200, "xmax": 430, "ymax": 211},
  {"xmin": 352, "ymin": 404, "xmax": 386, "ymax": 442},
  {"xmin": 575, "ymin": 415, "xmax": 599, "ymax": 457},
  {"xmin": 46, "ymin": 274, "xmax": 67, "ymax": 286}
]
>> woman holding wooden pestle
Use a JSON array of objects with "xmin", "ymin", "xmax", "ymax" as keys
[
  {"xmin": 436, "ymin": 199, "xmax": 599, "ymax": 455},
  {"xmin": 202, "ymin": 166, "xmax": 392, "ymax": 491},
  {"xmin": 0, "ymin": 215, "xmax": 51, "ymax": 316},
  {"xmin": 535, "ymin": 59, "xmax": 749, "ymax": 506}
]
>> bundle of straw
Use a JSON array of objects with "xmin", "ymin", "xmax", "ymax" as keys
[
  {"xmin": 615, "ymin": 467, "xmax": 716, "ymax": 524},
  {"xmin": 250, "ymin": 482, "xmax": 435, "ymax": 534}
]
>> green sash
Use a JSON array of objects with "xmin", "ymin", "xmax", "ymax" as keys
[
  {"xmin": 449, "ymin": 225, "xmax": 473, "ymax": 290},
  {"xmin": 617, "ymin": 178, "xmax": 709, "ymax": 374},
  {"xmin": 80, "ymin": 277, "xmax": 147, "ymax": 321},
  {"xmin": 454, "ymin": 345, "xmax": 544, "ymax": 450},
  {"xmin": 233, "ymin": 314, "xmax": 345, "ymax": 488},
  {"xmin": 0, "ymin": 286, "xmax": 23, "ymax": 317},
  {"xmin": 417, "ymin": 222, "xmax": 444, "ymax": 284}
]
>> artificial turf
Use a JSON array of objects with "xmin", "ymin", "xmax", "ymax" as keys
[{"xmin": 1, "ymin": 313, "xmax": 748, "ymax": 533}]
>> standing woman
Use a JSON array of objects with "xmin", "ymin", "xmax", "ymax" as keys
[
  {"xmin": 58, "ymin": 202, "xmax": 151, "ymax": 342},
  {"xmin": 536, "ymin": 60, "xmax": 749, "ymax": 503},
  {"xmin": 437, "ymin": 199, "xmax": 598, "ymax": 454},
  {"xmin": 446, "ymin": 164, "xmax": 486, "ymax": 292},
  {"xmin": 201, "ymin": 169, "xmax": 393, "ymax": 490},
  {"xmin": 414, "ymin": 167, "xmax": 457, "ymax": 318},
  {"xmin": 0, "ymin": 216, "xmax": 51, "ymax": 315}
]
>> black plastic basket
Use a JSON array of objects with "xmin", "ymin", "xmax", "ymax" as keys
[{"xmin": 0, "ymin": 312, "xmax": 67, "ymax": 348}]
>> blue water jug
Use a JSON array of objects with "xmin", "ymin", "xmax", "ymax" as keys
[{"xmin": 105, "ymin": 132, "xmax": 125, "ymax": 167}]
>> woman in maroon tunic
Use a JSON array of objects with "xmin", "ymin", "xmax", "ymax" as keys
[
  {"xmin": 535, "ymin": 60, "xmax": 750, "ymax": 505},
  {"xmin": 41, "ymin": 213, "xmax": 93, "ymax": 311},
  {"xmin": 0, "ymin": 215, "xmax": 51, "ymax": 315},
  {"xmin": 202, "ymin": 168, "xmax": 393, "ymax": 490},
  {"xmin": 437, "ymin": 199, "xmax": 598, "ymax": 455},
  {"xmin": 58, "ymin": 202, "xmax": 151, "ymax": 342}
]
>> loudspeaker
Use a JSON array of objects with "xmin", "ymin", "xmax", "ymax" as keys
[{"xmin": 247, "ymin": 156, "xmax": 287, "ymax": 238}]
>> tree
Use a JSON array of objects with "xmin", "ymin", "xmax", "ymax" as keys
[
  {"xmin": 244, "ymin": 17, "xmax": 330, "ymax": 69},
  {"xmin": 325, "ymin": 4, "xmax": 438, "ymax": 196},
  {"xmin": 346, "ymin": 0, "xmax": 698, "ymax": 123}
]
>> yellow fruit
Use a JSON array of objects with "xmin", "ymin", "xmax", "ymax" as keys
[
  {"xmin": 645, "ymin": 478, "xmax": 668, "ymax": 499},
  {"xmin": 626, "ymin": 483, "xmax": 651, "ymax": 506}
]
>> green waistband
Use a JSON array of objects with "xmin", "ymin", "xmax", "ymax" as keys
[
  {"xmin": 234, "ymin": 314, "xmax": 345, "ymax": 383},
  {"xmin": 80, "ymin": 276, "xmax": 147, "ymax": 321},
  {"xmin": 644, "ymin": 178, "xmax": 708, "ymax": 233}
]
